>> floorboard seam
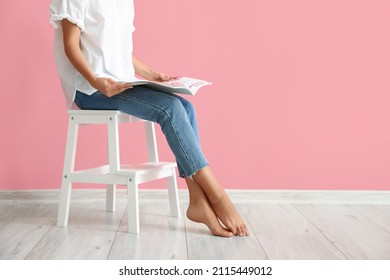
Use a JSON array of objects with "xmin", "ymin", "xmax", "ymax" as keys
[
  {"xmin": 237, "ymin": 204, "xmax": 269, "ymax": 260},
  {"xmin": 348, "ymin": 205, "xmax": 390, "ymax": 236},
  {"xmin": 292, "ymin": 204, "xmax": 349, "ymax": 260},
  {"xmin": 106, "ymin": 206, "xmax": 126, "ymax": 260},
  {"xmin": 182, "ymin": 203, "xmax": 190, "ymax": 260},
  {"xmin": 24, "ymin": 222, "xmax": 56, "ymax": 260}
]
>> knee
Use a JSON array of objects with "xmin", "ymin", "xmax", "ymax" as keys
[
  {"xmin": 181, "ymin": 99, "xmax": 196, "ymax": 119},
  {"xmin": 156, "ymin": 98, "xmax": 186, "ymax": 124}
]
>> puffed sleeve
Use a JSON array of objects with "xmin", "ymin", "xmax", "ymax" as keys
[{"xmin": 49, "ymin": 0, "xmax": 87, "ymax": 31}]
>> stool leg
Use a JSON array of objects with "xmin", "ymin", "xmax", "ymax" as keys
[
  {"xmin": 144, "ymin": 121, "xmax": 159, "ymax": 163},
  {"xmin": 167, "ymin": 167, "xmax": 180, "ymax": 217},
  {"xmin": 57, "ymin": 117, "xmax": 79, "ymax": 227},
  {"xmin": 106, "ymin": 184, "xmax": 116, "ymax": 212},
  {"xmin": 57, "ymin": 180, "xmax": 73, "ymax": 227},
  {"xmin": 107, "ymin": 115, "xmax": 119, "ymax": 212},
  {"xmin": 127, "ymin": 177, "xmax": 140, "ymax": 233}
]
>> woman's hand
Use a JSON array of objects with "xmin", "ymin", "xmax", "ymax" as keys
[
  {"xmin": 90, "ymin": 77, "xmax": 133, "ymax": 97},
  {"xmin": 132, "ymin": 55, "xmax": 179, "ymax": 82},
  {"xmin": 147, "ymin": 71, "xmax": 179, "ymax": 82}
]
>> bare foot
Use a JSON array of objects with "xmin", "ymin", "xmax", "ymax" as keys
[
  {"xmin": 186, "ymin": 199, "xmax": 233, "ymax": 238},
  {"xmin": 209, "ymin": 191, "xmax": 249, "ymax": 237},
  {"xmin": 191, "ymin": 167, "xmax": 249, "ymax": 236},
  {"xmin": 185, "ymin": 177, "xmax": 233, "ymax": 238}
]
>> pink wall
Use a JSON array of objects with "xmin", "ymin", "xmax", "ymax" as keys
[{"xmin": 1, "ymin": 0, "xmax": 389, "ymax": 190}]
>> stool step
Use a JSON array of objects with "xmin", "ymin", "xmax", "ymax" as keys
[
  {"xmin": 117, "ymin": 162, "xmax": 177, "ymax": 175},
  {"xmin": 119, "ymin": 162, "xmax": 177, "ymax": 184},
  {"xmin": 69, "ymin": 162, "xmax": 177, "ymax": 185}
]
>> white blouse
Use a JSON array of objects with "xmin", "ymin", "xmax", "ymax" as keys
[{"xmin": 49, "ymin": 0, "xmax": 137, "ymax": 108}]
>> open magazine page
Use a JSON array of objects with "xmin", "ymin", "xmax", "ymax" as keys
[{"xmin": 123, "ymin": 77, "xmax": 212, "ymax": 95}]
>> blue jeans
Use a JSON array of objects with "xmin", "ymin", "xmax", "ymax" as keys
[{"xmin": 74, "ymin": 86, "xmax": 208, "ymax": 178}]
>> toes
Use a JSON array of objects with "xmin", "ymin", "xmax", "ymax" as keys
[
  {"xmin": 230, "ymin": 227, "xmax": 238, "ymax": 236},
  {"xmin": 217, "ymin": 223, "xmax": 248, "ymax": 237},
  {"xmin": 226, "ymin": 223, "xmax": 242, "ymax": 236},
  {"xmin": 241, "ymin": 224, "xmax": 249, "ymax": 236},
  {"xmin": 237, "ymin": 224, "xmax": 249, "ymax": 237},
  {"xmin": 221, "ymin": 230, "xmax": 234, "ymax": 238},
  {"xmin": 238, "ymin": 226, "xmax": 244, "ymax": 237},
  {"xmin": 213, "ymin": 227, "xmax": 234, "ymax": 238},
  {"xmin": 217, "ymin": 219, "xmax": 238, "ymax": 236}
]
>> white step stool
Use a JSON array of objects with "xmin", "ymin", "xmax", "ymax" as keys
[{"xmin": 57, "ymin": 110, "xmax": 180, "ymax": 233}]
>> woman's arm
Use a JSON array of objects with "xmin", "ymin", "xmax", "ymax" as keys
[
  {"xmin": 61, "ymin": 19, "xmax": 132, "ymax": 97},
  {"xmin": 133, "ymin": 55, "xmax": 177, "ymax": 82}
]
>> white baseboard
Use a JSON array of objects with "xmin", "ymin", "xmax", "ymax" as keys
[
  {"xmin": 225, "ymin": 189, "xmax": 390, "ymax": 205},
  {"xmin": 1, "ymin": 189, "xmax": 389, "ymax": 205}
]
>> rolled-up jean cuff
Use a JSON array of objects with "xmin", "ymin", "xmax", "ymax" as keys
[{"xmin": 179, "ymin": 163, "xmax": 209, "ymax": 180}]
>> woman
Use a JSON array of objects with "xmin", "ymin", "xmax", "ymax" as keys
[{"xmin": 49, "ymin": 0, "xmax": 248, "ymax": 237}]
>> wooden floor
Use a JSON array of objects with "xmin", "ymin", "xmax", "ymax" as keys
[{"xmin": 1, "ymin": 190, "xmax": 390, "ymax": 260}]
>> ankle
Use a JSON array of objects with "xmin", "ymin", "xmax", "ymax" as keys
[
  {"xmin": 188, "ymin": 196, "xmax": 203, "ymax": 206},
  {"xmin": 208, "ymin": 191, "xmax": 226, "ymax": 205}
]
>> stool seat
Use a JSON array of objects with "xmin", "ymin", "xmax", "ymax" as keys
[{"xmin": 57, "ymin": 109, "xmax": 180, "ymax": 233}]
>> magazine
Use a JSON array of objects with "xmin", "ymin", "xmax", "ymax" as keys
[{"xmin": 122, "ymin": 77, "xmax": 212, "ymax": 95}]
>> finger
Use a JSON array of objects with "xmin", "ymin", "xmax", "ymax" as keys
[
  {"xmin": 158, "ymin": 73, "xmax": 171, "ymax": 81},
  {"xmin": 106, "ymin": 90, "xmax": 120, "ymax": 97},
  {"xmin": 109, "ymin": 83, "xmax": 131, "ymax": 91},
  {"xmin": 117, "ymin": 82, "xmax": 132, "ymax": 88},
  {"xmin": 162, "ymin": 75, "xmax": 171, "ymax": 81},
  {"xmin": 118, "ymin": 84, "xmax": 133, "ymax": 92},
  {"xmin": 122, "ymin": 83, "xmax": 133, "ymax": 88},
  {"xmin": 103, "ymin": 91, "xmax": 114, "ymax": 98},
  {"xmin": 104, "ymin": 87, "xmax": 120, "ymax": 97},
  {"xmin": 107, "ymin": 78, "xmax": 117, "ymax": 84},
  {"xmin": 110, "ymin": 85, "xmax": 132, "ymax": 96},
  {"xmin": 118, "ymin": 85, "xmax": 132, "ymax": 93}
]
